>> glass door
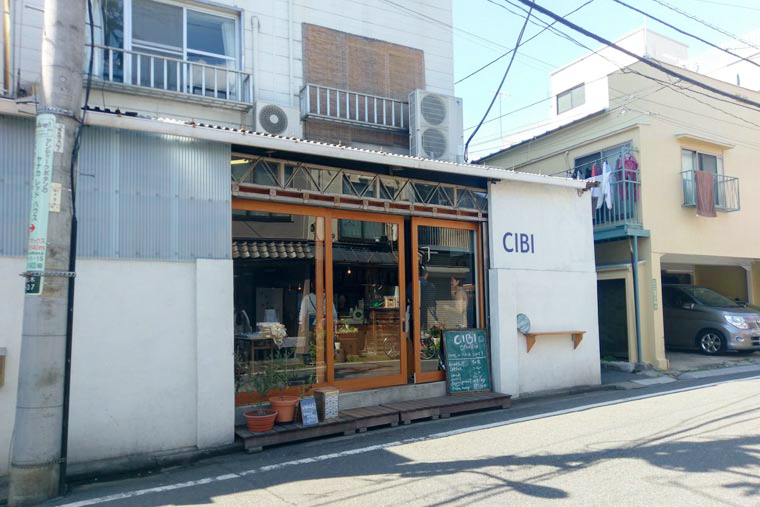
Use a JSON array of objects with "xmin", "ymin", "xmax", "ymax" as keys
[
  {"xmin": 232, "ymin": 201, "xmax": 329, "ymax": 405},
  {"xmin": 411, "ymin": 218, "xmax": 483, "ymax": 383},
  {"xmin": 330, "ymin": 211, "xmax": 407, "ymax": 390}
]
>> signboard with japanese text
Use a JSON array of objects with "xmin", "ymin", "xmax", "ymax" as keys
[{"xmin": 25, "ymin": 114, "xmax": 57, "ymax": 295}]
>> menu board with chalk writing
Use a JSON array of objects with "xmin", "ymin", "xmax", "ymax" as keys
[{"xmin": 442, "ymin": 329, "xmax": 491, "ymax": 393}]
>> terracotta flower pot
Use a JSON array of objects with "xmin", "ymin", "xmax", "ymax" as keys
[
  {"xmin": 268, "ymin": 395, "xmax": 300, "ymax": 423},
  {"xmin": 244, "ymin": 409, "xmax": 278, "ymax": 432}
]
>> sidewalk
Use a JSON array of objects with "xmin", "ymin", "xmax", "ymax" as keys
[{"xmin": 601, "ymin": 350, "xmax": 760, "ymax": 389}]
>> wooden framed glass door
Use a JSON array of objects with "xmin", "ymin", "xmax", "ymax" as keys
[
  {"xmin": 232, "ymin": 199, "xmax": 406, "ymax": 400},
  {"xmin": 329, "ymin": 210, "xmax": 406, "ymax": 391},
  {"xmin": 411, "ymin": 218, "xmax": 484, "ymax": 383}
]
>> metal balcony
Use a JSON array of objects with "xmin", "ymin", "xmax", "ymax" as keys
[
  {"xmin": 681, "ymin": 170, "xmax": 740, "ymax": 212},
  {"xmin": 84, "ymin": 44, "xmax": 254, "ymax": 104},
  {"xmin": 299, "ymin": 83, "xmax": 408, "ymax": 131},
  {"xmin": 592, "ymin": 168, "xmax": 645, "ymax": 240}
]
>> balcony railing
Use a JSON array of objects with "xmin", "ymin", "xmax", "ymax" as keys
[
  {"xmin": 592, "ymin": 168, "xmax": 642, "ymax": 230},
  {"xmin": 681, "ymin": 170, "xmax": 740, "ymax": 212},
  {"xmin": 84, "ymin": 44, "xmax": 254, "ymax": 103},
  {"xmin": 299, "ymin": 83, "xmax": 408, "ymax": 131}
]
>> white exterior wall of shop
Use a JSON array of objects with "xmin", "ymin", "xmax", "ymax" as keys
[
  {"xmin": 488, "ymin": 180, "xmax": 601, "ymax": 396},
  {"xmin": 0, "ymin": 117, "xmax": 235, "ymax": 477}
]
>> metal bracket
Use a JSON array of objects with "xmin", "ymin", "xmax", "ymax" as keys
[
  {"xmin": 20, "ymin": 271, "xmax": 76, "ymax": 279},
  {"xmin": 37, "ymin": 105, "xmax": 75, "ymax": 117}
]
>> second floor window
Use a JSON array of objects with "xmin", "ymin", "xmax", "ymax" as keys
[
  {"xmin": 681, "ymin": 149, "xmax": 722, "ymax": 174},
  {"xmin": 557, "ymin": 84, "xmax": 585, "ymax": 114},
  {"xmin": 93, "ymin": 0, "xmax": 240, "ymax": 97}
]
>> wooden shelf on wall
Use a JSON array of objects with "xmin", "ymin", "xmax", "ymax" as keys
[{"xmin": 522, "ymin": 331, "xmax": 585, "ymax": 353}]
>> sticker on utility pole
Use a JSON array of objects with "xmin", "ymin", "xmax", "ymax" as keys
[
  {"xmin": 54, "ymin": 123, "xmax": 66, "ymax": 153},
  {"xmin": 49, "ymin": 183, "xmax": 62, "ymax": 212},
  {"xmin": 25, "ymin": 114, "xmax": 57, "ymax": 295}
]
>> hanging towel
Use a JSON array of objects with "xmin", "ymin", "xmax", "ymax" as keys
[
  {"xmin": 695, "ymin": 170, "xmax": 717, "ymax": 217},
  {"xmin": 595, "ymin": 160, "xmax": 613, "ymax": 210}
]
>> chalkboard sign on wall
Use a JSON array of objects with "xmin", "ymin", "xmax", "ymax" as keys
[{"xmin": 442, "ymin": 329, "xmax": 492, "ymax": 393}]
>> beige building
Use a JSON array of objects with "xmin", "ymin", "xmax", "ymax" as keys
[{"xmin": 482, "ymin": 58, "xmax": 760, "ymax": 369}]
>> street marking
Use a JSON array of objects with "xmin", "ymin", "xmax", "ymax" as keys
[{"xmin": 54, "ymin": 375, "xmax": 760, "ymax": 507}]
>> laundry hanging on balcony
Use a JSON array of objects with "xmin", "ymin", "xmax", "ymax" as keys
[
  {"xmin": 592, "ymin": 160, "xmax": 613, "ymax": 210},
  {"xmin": 695, "ymin": 170, "xmax": 717, "ymax": 217}
]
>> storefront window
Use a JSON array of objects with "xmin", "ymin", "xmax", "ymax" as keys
[
  {"xmin": 415, "ymin": 224, "xmax": 478, "ymax": 373},
  {"xmin": 233, "ymin": 210, "xmax": 326, "ymax": 398},
  {"xmin": 332, "ymin": 218, "xmax": 402, "ymax": 380}
]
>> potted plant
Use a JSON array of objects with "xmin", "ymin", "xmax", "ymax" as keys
[
  {"xmin": 268, "ymin": 353, "xmax": 316, "ymax": 424},
  {"xmin": 236, "ymin": 355, "xmax": 282, "ymax": 432}
]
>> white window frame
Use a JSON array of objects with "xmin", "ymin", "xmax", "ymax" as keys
[
  {"xmin": 122, "ymin": 0, "xmax": 241, "ymax": 84},
  {"xmin": 680, "ymin": 148, "xmax": 723, "ymax": 175},
  {"xmin": 557, "ymin": 83, "xmax": 586, "ymax": 114}
]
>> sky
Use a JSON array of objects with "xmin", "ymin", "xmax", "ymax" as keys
[{"xmin": 452, "ymin": 0, "xmax": 760, "ymax": 160}]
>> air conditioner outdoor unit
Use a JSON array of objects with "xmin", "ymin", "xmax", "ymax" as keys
[
  {"xmin": 254, "ymin": 103, "xmax": 303, "ymax": 138},
  {"xmin": 409, "ymin": 90, "xmax": 464, "ymax": 163}
]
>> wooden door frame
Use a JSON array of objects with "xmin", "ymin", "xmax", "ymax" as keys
[
  {"xmin": 411, "ymin": 217, "xmax": 485, "ymax": 384},
  {"xmin": 232, "ymin": 199, "xmax": 407, "ymax": 393}
]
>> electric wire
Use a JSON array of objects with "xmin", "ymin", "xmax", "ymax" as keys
[
  {"xmin": 690, "ymin": 0, "xmax": 760, "ymax": 12},
  {"xmin": 649, "ymin": 0, "xmax": 760, "ymax": 52},
  {"xmin": 513, "ymin": 0, "xmax": 760, "ymax": 110},
  {"xmin": 456, "ymin": 0, "xmax": 595, "ymax": 84},
  {"xmin": 464, "ymin": 4, "xmax": 534, "ymax": 161},
  {"xmin": 611, "ymin": 0, "xmax": 760, "ymax": 70}
]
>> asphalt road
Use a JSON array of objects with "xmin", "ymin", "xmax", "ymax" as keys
[{"xmin": 43, "ymin": 372, "xmax": 760, "ymax": 507}]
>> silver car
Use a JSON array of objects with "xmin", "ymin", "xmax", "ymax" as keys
[{"xmin": 662, "ymin": 285, "xmax": 760, "ymax": 355}]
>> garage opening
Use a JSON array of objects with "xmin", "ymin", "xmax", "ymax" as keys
[{"xmin": 597, "ymin": 279, "xmax": 629, "ymax": 361}]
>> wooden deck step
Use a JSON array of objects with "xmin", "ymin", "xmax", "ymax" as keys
[
  {"xmin": 236, "ymin": 416, "xmax": 357, "ymax": 453},
  {"xmin": 380, "ymin": 399, "xmax": 442, "ymax": 424},
  {"xmin": 236, "ymin": 392, "xmax": 512, "ymax": 452},
  {"xmin": 341, "ymin": 405, "xmax": 399, "ymax": 432}
]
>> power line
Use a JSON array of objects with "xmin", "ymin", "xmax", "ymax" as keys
[
  {"xmin": 691, "ymin": 0, "xmax": 760, "ymax": 11},
  {"xmin": 456, "ymin": 0, "xmax": 595, "ymax": 84},
  {"xmin": 464, "ymin": 4, "xmax": 534, "ymax": 161},
  {"xmin": 649, "ymin": 0, "xmax": 760, "ymax": 52},
  {"xmin": 464, "ymin": 95, "xmax": 551, "ymax": 131},
  {"xmin": 513, "ymin": 0, "xmax": 760, "ymax": 110},
  {"xmin": 611, "ymin": 0, "xmax": 760, "ymax": 70}
]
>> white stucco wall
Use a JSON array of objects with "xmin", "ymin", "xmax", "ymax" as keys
[
  {"xmin": 67, "ymin": 258, "xmax": 234, "ymax": 466},
  {"xmin": 0, "ymin": 257, "xmax": 234, "ymax": 477},
  {"xmin": 0, "ymin": 257, "xmax": 25, "ymax": 477},
  {"xmin": 487, "ymin": 180, "xmax": 600, "ymax": 396}
]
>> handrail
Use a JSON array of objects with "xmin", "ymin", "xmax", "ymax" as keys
[
  {"xmin": 84, "ymin": 43, "xmax": 254, "ymax": 103},
  {"xmin": 299, "ymin": 83, "xmax": 408, "ymax": 131},
  {"xmin": 590, "ymin": 167, "xmax": 642, "ymax": 229},
  {"xmin": 681, "ymin": 170, "xmax": 740, "ymax": 212}
]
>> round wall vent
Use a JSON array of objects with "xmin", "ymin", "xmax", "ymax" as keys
[
  {"xmin": 420, "ymin": 94, "xmax": 447, "ymax": 125},
  {"xmin": 258, "ymin": 105, "xmax": 288, "ymax": 135},
  {"xmin": 421, "ymin": 127, "xmax": 447, "ymax": 159}
]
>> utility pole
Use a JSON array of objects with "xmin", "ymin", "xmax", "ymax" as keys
[{"xmin": 8, "ymin": 0, "xmax": 85, "ymax": 505}]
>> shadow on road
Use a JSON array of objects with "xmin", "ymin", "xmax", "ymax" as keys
[{"xmin": 81, "ymin": 432, "xmax": 760, "ymax": 506}]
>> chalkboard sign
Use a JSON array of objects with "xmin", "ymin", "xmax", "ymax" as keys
[
  {"xmin": 299, "ymin": 397, "xmax": 319, "ymax": 426},
  {"xmin": 442, "ymin": 329, "xmax": 492, "ymax": 393}
]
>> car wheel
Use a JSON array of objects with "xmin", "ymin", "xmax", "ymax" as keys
[{"xmin": 697, "ymin": 330, "xmax": 726, "ymax": 355}]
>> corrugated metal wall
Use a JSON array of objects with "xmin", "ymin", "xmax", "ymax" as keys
[
  {"xmin": 0, "ymin": 116, "xmax": 34, "ymax": 256},
  {"xmin": 0, "ymin": 116, "xmax": 231, "ymax": 260}
]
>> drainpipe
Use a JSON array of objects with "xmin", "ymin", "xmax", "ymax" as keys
[
  {"xmin": 287, "ymin": 0, "xmax": 294, "ymax": 107},
  {"xmin": 3, "ymin": 0, "xmax": 10, "ymax": 94},
  {"xmin": 630, "ymin": 237, "xmax": 643, "ymax": 364}
]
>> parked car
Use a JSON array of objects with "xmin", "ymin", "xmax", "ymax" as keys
[{"xmin": 662, "ymin": 285, "xmax": 760, "ymax": 355}]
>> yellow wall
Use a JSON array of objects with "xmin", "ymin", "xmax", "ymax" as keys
[
  {"xmin": 483, "ymin": 61, "xmax": 760, "ymax": 369},
  {"xmin": 694, "ymin": 266, "xmax": 748, "ymax": 302}
]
